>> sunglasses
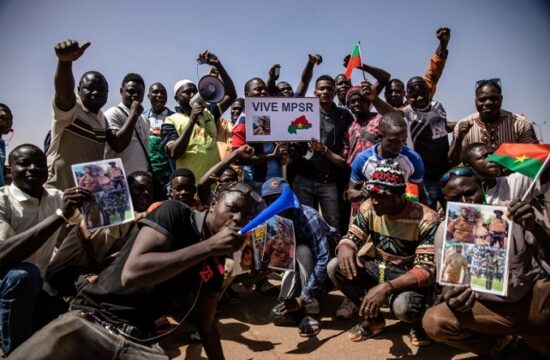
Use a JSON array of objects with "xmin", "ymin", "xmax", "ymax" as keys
[
  {"xmin": 475, "ymin": 78, "xmax": 501, "ymax": 91},
  {"xmin": 217, "ymin": 181, "xmax": 263, "ymax": 203},
  {"xmin": 440, "ymin": 167, "xmax": 475, "ymax": 187}
]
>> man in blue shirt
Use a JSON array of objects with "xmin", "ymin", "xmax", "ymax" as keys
[{"xmin": 348, "ymin": 113, "xmax": 425, "ymax": 204}]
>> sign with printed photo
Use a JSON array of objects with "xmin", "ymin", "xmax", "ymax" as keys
[
  {"xmin": 71, "ymin": 158, "xmax": 134, "ymax": 231},
  {"xmin": 245, "ymin": 97, "xmax": 320, "ymax": 142},
  {"xmin": 261, "ymin": 215, "xmax": 296, "ymax": 271},
  {"xmin": 438, "ymin": 202, "xmax": 512, "ymax": 296}
]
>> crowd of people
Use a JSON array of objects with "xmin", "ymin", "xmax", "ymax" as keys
[{"xmin": 0, "ymin": 26, "xmax": 549, "ymax": 359}]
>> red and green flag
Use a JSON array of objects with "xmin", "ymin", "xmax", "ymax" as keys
[
  {"xmin": 405, "ymin": 182, "xmax": 419, "ymax": 202},
  {"xmin": 345, "ymin": 42, "xmax": 362, "ymax": 80},
  {"xmin": 487, "ymin": 143, "xmax": 550, "ymax": 179}
]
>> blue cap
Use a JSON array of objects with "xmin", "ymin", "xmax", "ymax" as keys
[{"xmin": 261, "ymin": 177, "xmax": 289, "ymax": 197}]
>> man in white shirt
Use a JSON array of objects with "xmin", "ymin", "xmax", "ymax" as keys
[
  {"xmin": 0, "ymin": 144, "xmax": 87, "ymax": 355},
  {"xmin": 104, "ymin": 73, "xmax": 149, "ymax": 175}
]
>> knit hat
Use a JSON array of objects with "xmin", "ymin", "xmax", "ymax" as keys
[
  {"xmin": 173, "ymin": 79, "xmax": 196, "ymax": 95},
  {"xmin": 365, "ymin": 159, "xmax": 406, "ymax": 195},
  {"xmin": 261, "ymin": 177, "xmax": 289, "ymax": 198},
  {"xmin": 345, "ymin": 86, "xmax": 362, "ymax": 104}
]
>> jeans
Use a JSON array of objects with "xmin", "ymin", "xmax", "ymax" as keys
[
  {"xmin": 8, "ymin": 311, "xmax": 168, "ymax": 360},
  {"xmin": 327, "ymin": 257, "xmax": 428, "ymax": 324},
  {"xmin": 293, "ymin": 175, "xmax": 340, "ymax": 232},
  {"xmin": 424, "ymin": 181, "xmax": 446, "ymax": 211},
  {"xmin": 0, "ymin": 263, "xmax": 66, "ymax": 355}
]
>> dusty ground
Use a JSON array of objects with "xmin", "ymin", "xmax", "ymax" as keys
[{"xmin": 159, "ymin": 282, "xmax": 544, "ymax": 360}]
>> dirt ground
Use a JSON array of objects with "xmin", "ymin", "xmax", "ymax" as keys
[{"xmin": 160, "ymin": 282, "xmax": 544, "ymax": 360}]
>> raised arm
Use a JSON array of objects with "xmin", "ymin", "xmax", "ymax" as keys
[
  {"xmin": 448, "ymin": 120, "xmax": 473, "ymax": 166},
  {"xmin": 53, "ymin": 40, "xmax": 90, "ymax": 111},
  {"xmin": 362, "ymin": 81, "xmax": 404, "ymax": 116},
  {"xmin": 199, "ymin": 51, "xmax": 237, "ymax": 113},
  {"xmin": 0, "ymin": 188, "xmax": 88, "ymax": 269},
  {"xmin": 424, "ymin": 27, "xmax": 450, "ymax": 97},
  {"xmin": 197, "ymin": 145, "xmax": 254, "ymax": 202},
  {"xmin": 342, "ymin": 55, "xmax": 391, "ymax": 95},
  {"xmin": 295, "ymin": 54, "xmax": 322, "ymax": 97},
  {"xmin": 266, "ymin": 64, "xmax": 281, "ymax": 96}
]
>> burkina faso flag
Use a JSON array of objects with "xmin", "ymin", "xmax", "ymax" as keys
[
  {"xmin": 404, "ymin": 182, "xmax": 419, "ymax": 202},
  {"xmin": 487, "ymin": 143, "xmax": 550, "ymax": 179},
  {"xmin": 345, "ymin": 42, "xmax": 362, "ymax": 80}
]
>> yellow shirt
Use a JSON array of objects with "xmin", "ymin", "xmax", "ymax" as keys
[{"xmin": 164, "ymin": 108, "xmax": 220, "ymax": 183}]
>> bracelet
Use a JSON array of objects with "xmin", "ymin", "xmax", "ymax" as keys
[
  {"xmin": 386, "ymin": 281, "xmax": 395, "ymax": 293},
  {"xmin": 55, "ymin": 208, "xmax": 70, "ymax": 223}
]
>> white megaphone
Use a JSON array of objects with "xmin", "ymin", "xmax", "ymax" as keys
[{"xmin": 190, "ymin": 75, "xmax": 225, "ymax": 106}]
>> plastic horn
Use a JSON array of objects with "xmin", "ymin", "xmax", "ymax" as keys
[{"xmin": 239, "ymin": 186, "xmax": 300, "ymax": 234}]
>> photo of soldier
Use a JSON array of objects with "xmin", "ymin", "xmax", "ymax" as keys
[
  {"xmin": 441, "ymin": 243, "xmax": 469, "ymax": 284},
  {"xmin": 488, "ymin": 209, "xmax": 508, "ymax": 248}
]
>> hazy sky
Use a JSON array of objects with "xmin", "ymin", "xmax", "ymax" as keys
[{"xmin": 1, "ymin": 0, "xmax": 549, "ymax": 150}]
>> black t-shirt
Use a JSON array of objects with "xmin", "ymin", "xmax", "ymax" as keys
[
  {"xmin": 403, "ymin": 101, "xmax": 451, "ymax": 182},
  {"xmin": 292, "ymin": 103, "xmax": 352, "ymax": 183},
  {"xmin": 72, "ymin": 200, "xmax": 223, "ymax": 330}
]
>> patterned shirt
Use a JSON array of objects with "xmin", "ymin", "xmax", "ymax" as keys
[
  {"xmin": 343, "ymin": 199, "xmax": 439, "ymax": 279},
  {"xmin": 341, "ymin": 112, "xmax": 382, "ymax": 166},
  {"xmin": 452, "ymin": 110, "xmax": 538, "ymax": 152},
  {"xmin": 292, "ymin": 205, "xmax": 340, "ymax": 302}
]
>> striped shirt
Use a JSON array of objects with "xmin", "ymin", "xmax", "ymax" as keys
[
  {"xmin": 452, "ymin": 110, "xmax": 538, "ymax": 152},
  {"xmin": 47, "ymin": 97, "xmax": 107, "ymax": 190},
  {"xmin": 343, "ymin": 199, "xmax": 439, "ymax": 278}
]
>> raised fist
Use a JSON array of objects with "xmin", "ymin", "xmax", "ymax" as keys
[{"xmin": 54, "ymin": 39, "xmax": 90, "ymax": 62}]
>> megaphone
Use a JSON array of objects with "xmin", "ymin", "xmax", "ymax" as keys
[
  {"xmin": 240, "ymin": 186, "xmax": 300, "ymax": 234},
  {"xmin": 190, "ymin": 75, "xmax": 225, "ymax": 106}
]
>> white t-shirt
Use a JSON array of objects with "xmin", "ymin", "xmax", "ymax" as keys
[{"xmin": 104, "ymin": 103, "xmax": 150, "ymax": 175}]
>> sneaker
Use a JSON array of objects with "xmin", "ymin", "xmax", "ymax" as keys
[
  {"xmin": 336, "ymin": 298, "xmax": 358, "ymax": 319},
  {"xmin": 409, "ymin": 327, "xmax": 431, "ymax": 347},
  {"xmin": 190, "ymin": 330, "xmax": 201, "ymax": 342}
]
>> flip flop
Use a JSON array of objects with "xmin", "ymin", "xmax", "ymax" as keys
[
  {"xmin": 298, "ymin": 316, "xmax": 321, "ymax": 337},
  {"xmin": 348, "ymin": 321, "xmax": 384, "ymax": 342}
]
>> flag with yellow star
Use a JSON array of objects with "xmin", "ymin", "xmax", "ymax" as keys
[{"xmin": 487, "ymin": 143, "xmax": 550, "ymax": 178}]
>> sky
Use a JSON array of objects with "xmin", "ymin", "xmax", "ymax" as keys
[{"xmin": 1, "ymin": 0, "xmax": 549, "ymax": 151}]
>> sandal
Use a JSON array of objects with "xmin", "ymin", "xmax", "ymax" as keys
[
  {"xmin": 298, "ymin": 316, "xmax": 321, "ymax": 337},
  {"xmin": 348, "ymin": 320, "xmax": 385, "ymax": 342}
]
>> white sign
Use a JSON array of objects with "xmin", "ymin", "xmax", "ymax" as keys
[{"xmin": 245, "ymin": 97, "xmax": 320, "ymax": 142}]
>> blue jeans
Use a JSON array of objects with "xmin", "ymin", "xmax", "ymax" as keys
[
  {"xmin": 293, "ymin": 175, "xmax": 340, "ymax": 232},
  {"xmin": 0, "ymin": 263, "xmax": 66, "ymax": 355}
]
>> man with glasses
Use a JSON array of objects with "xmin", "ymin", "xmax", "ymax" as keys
[
  {"xmin": 448, "ymin": 79, "xmax": 539, "ymax": 165},
  {"xmin": 424, "ymin": 162, "xmax": 550, "ymax": 358}
]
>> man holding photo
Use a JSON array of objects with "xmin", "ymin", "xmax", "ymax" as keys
[{"xmin": 426, "ymin": 162, "xmax": 550, "ymax": 357}]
